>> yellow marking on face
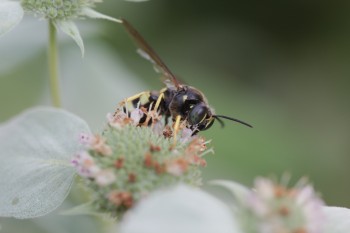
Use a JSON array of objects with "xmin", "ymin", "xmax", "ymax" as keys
[
  {"xmin": 182, "ymin": 95, "xmax": 188, "ymax": 102},
  {"xmin": 199, "ymin": 114, "xmax": 207, "ymax": 124},
  {"xmin": 205, "ymin": 117, "xmax": 214, "ymax": 127}
]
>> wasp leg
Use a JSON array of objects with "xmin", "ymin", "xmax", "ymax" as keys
[
  {"xmin": 119, "ymin": 91, "xmax": 149, "ymax": 106},
  {"xmin": 154, "ymin": 92, "xmax": 164, "ymax": 112},
  {"xmin": 118, "ymin": 91, "xmax": 151, "ymax": 117},
  {"xmin": 172, "ymin": 115, "xmax": 182, "ymax": 146},
  {"xmin": 142, "ymin": 102, "xmax": 154, "ymax": 126}
]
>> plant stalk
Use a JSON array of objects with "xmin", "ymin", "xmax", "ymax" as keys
[{"xmin": 48, "ymin": 20, "xmax": 61, "ymax": 107}]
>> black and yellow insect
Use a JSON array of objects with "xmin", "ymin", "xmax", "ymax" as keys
[{"xmin": 118, "ymin": 19, "xmax": 252, "ymax": 140}]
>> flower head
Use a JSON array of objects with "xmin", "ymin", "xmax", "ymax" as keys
[
  {"xmin": 244, "ymin": 177, "xmax": 325, "ymax": 233},
  {"xmin": 74, "ymin": 107, "xmax": 212, "ymax": 217},
  {"xmin": 22, "ymin": 0, "xmax": 102, "ymax": 20}
]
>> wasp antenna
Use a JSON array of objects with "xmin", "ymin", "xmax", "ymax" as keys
[
  {"xmin": 213, "ymin": 116, "xmax": 225, "ymax": 128},
  {"xmin": 214, "ymin": 115, "xmax": 253, "ymax": 128}
]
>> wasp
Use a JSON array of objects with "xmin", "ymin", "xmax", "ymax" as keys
[{"xmin": 117, "ymin": 19, "xmax": 252, "ymax": 142}]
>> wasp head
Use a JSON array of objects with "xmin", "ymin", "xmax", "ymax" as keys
[
  {"xmin": 187, "ymin": 102, "xmax": 253, "ymax": 135},
  {"xmin": 188, "ymin": 102, "xmax": 215, "ymax": 134}
]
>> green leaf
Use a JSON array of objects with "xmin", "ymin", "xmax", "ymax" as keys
[
  {"xmin": 0, "ymin": 1, "xmax": 23, "ymax": 37},
  {"xmin": 81, "ymin": 8, "xmax": 121, "ymax": 23},
  {"xmin": 209, "ymin": 180, "xmax": 250, "ymax": 205},
  {"xmin": 324, "ymin": 206, "xmax": 350, "ymax": 233},
  {"xmin": 118, "ymin": 184, "xmax": 241, "ymax": 233},
  {"xmin": 55, "ymin": 20, "xmax": 84, "ymax": 56},
  {"xmin": 0, "ymin": 107, "xmax": 91, "ymax": 219},
  {"xmin": 60, "ymin": 202, "xmax": 107, "ymax": 218}
]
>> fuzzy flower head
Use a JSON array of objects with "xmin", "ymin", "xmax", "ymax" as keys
[
  {"xmin": 21, "ymin": 0, "xmax": 101, "ymax": 20},
  {"xmin": 244, "ymin": 177, "xmax": 325, "ymax": 233},
  {"xmin": 72, "ymin": 107, "xmax": 212, "ymax": 217}
]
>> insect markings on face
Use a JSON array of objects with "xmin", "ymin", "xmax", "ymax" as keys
[{"xmin": 116, "ymin": 19, "xmax": 253, "ymax": 143}]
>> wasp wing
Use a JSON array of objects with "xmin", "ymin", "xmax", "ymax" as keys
[
  {"xmin": 136, "ymin": 48, "xmax": 187, "ymax": 89},
  {"xmin": 136, "ymin": 48, "xmax": 162, "ymax": 73},
  {"xmin": 121, "ymin": 19, "xmax": 180, "ymax": 89}
]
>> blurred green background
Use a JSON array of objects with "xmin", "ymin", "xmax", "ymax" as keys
[{"xmin": 1, "ymin": 0, "xmax": 350, "ymax": 232}]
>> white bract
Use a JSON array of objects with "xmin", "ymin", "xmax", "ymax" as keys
[
  {"xmin": 0, "ymin": 1, "xmax": 23, "ymax": 37},
  {"xmin": 118, "ymin": 184, "xmax": 241, "ymax": 233},
  {"xmin": 0, "ymin": 0, "xmax": 122, "ymax": 55},
  {"xmin": 210, "ymin": 179, "xmax": 250, "ymax": 205},
  {"xmin": 0, "ymin": 107, "xmax": 91, "ymax": 219},
  {"xmin": 323, "ymin": 207, "xmax": 350, "ymax": 233}
]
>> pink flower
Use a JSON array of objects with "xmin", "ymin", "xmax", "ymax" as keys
[
  {"xmin": 95, "ymin": 169, "xmax": 116, "ymax": 186},
  {"xmin": 71, "ymin": 151, "xmax": 100, "ymax": 178},
  {"xmin": 90, "ymin": 135, "xmax": 112, "ymax": 156},
  {"xmin": 130, "ymin": 108, "xmax": 144, "ymax": 125},
  {"xmin": 166, "ymin": 158, "xmax": 189, "ymax": 176},
  {"xmin": 107, "ymin": 111, "xmax": 129, "ymax": 129},
  {"xmin": 79, "ymin": 133, "xmax": 92, "ymax": 145},
  {"xmin": 78, "ymin": 132, "xmax": 113, "ymax": 156}
]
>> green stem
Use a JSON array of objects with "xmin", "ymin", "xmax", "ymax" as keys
[{"xmin": 48, "ymin": 20, "xmax": 61, "ymax": 107}]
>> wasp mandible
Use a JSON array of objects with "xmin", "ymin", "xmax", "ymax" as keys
[{"xmin": 117, "ymin": 19, "xmax": 252, "ymax": 142}]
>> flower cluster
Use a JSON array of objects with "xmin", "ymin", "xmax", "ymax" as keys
[
  {"xmin": 242, "ymin": 177, "xmax": 325, "ymax": 233},
  {"xmin": 21, "ymin": 0, "xmax": 100, "ymax": 20},
  {"xmin": 72, "ymin": 107, "xmax": 211, "ymax": 217}
]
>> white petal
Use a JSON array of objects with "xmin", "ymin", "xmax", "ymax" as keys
[
  {"xmin": 323, "ymin": 206, "xmax": 350, "ymax": 233},
  {"xmin": 0, "ymin": 1, "xmax": 23, "ymax": 37},
  {"xmin": 0, "ymin": 107, "xmax": 91, "ymax": 219},
  {"xmin": 81, "ymin": 8, "xmax": 121, "ymax": 23},
  {"xmin": 119, "ymin": 184, "xmax": 241, "ymax": 233},
  {"xmin": 55, "ymin": 20, "xmax": 84, "ymax": 56},
  {"xmin": 210, "ymin": 180, "xmax": 251, "ymax": 205}
]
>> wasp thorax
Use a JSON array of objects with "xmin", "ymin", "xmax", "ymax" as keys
[{"xmin": 21, "ymin": 0, "xmax": 99, "ymax": 20}]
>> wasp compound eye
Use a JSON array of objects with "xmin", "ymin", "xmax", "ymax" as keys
[{"xmin": 188, "ymin": 104, "xmax": 209, "ymax": 125}]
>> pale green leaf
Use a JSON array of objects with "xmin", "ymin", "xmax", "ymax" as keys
[
  {"xmin": 60, "ymin": 202, "xmax": 107, "ymax": 218},
  {"xmin": 324, "ymin": 206, "xmax": 350, "ymax": 233},
  {"xmin": 210, "ymin": 180, "xmax": 250, "ymax": 205},
  {"xmin": 0, "ymin": 1, "xmax": 23, "ymax": 37},
  {"xmin": 55, "ymin": 20, "xmax": 84, "ymax": 56},
  {"xmin": 81, "ymin": 8, "xmax": 121, "ymax": 23},
  {"xmin": 0, "ymin": 107, "xmax": 91, "ymax": 219},
  {"xmin": 119, "ymin": 184, "xmax": 241, "ymax": 233}
]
